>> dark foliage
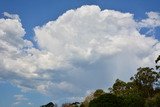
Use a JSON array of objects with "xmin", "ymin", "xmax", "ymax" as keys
[
  {"xmin": 41, "ymin": 102, "xmax": 55, "ymax": 107},
  {"xmin": 89, "ymin": 93, "xmax": 123, "ymax": 107},
  {"xmin": 122, "ymin": 93, "xmax": 145, "ymax": 107}
]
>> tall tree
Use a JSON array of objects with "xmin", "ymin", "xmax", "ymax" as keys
[
  {"xmin": 109, "ymin": 79, "xmax": 127, "ymax": 96},
  {"xmin": 89, "ymin": 93, "xmax": 123, "ymax": 107},
  {"xmin": 130, "ymin": 67, "xmax": 159, "ymax": 97},
  {"xmin": 93, "ymin": 89, "xmax": 105, "ymax": 98}
]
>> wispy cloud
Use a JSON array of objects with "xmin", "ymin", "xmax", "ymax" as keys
[
  {"xmin": 3, "ymin": 12, "xmax": 20, "ymax": 21},
  {"xmin": 13, "ymin": 94, "xmax": 27, "ymax": 105},
  {"xmin": 138, "ymin": 11, "xmax": 160, "ymax": 28},
  {"xmin": 13, "ymin": 94, "xmax": 33, "ymax": 106},
  {"xmin": 14, "ymin": 94, "xmax": 28, "ymax": 101}
]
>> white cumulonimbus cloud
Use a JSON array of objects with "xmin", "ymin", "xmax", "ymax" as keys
[{"xmin": 0, "ymin": 5, "xmax": 160, "ymax": 102}]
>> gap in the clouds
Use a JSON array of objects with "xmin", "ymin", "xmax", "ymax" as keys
[
  {"xmin": 155, "ymin": 27, "xmax": 160, "ymax": 40},
  {"xmin": 139, "ymin": 27, "xmax": 160, "ymax": 40},
  {"xmin": 139, "ymin": 28, "xmax": 155, "ymax": 37}
]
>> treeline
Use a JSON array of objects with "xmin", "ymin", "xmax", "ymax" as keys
[{"xmin": 41, "ymin": 55, "xmax": 160, "ymax": 107}]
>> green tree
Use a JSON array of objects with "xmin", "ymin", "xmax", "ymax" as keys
[
  {"xmin": 130, "ymin": 67, "xmax": 159, "ymax": 97},
  {"xmin": 145, "ymin": 92, "xmax": 160, "ymax": 107},
  {"xmin": 154, "ymin": 93, "xmax": 160, "ymax": 107},
  {"xmin": 122, "ymin": 93, "xmax": 145, "ymax": 107},
  {"xmin": 89, "ymin": 93, "xmax": 123, "ymax": 107},
  {"xmin": 109, "ymin": 79, "xmax": 139, "ymax": 97},
  {"xmin": 110, "ymin": 79, "xmax": 127, "ymax": 96},
  {"xmin": 93, "ymin": 89, "xmax": 105, "ymax": 98}
]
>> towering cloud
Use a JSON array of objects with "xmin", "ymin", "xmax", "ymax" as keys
[{"xmin": 0, "ymin": 5, "xmax": 160, "ymax": 102}]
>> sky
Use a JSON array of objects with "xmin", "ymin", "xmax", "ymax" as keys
[{"xmin": 0, "ymin": 0, "xmax": 160, "ymax": 107}]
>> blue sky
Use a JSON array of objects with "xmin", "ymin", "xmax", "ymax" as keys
[{"xmin": 0, "ymin": 0, "xmax": 160, "ymax": 107}]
